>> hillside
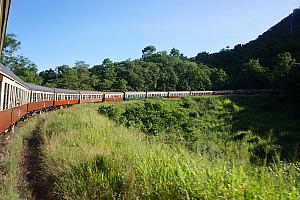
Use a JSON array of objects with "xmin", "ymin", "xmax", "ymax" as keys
[
  {"xmin": 1, "ymin": 96, "xmax": 299, "ymax": 199},
  {"xmin": 194, "ymin": 8, "xmax": 300, "ymax": 74}
]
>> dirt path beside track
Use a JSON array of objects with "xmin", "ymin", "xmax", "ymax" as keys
[{"xmin": 19, "ymin": 118, "xmax": 53, "ymax": 200}]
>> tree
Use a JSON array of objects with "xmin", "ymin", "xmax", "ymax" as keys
[
  {"xmin": 113, "ymin": 78, "xmax": 127, "ymax": 91},
  {"xmin": 237, "ymin": 59, "xmax": 269, "ymax": 89},
  {"xmin": 210, "ymin": 68, "xmax": 228, "ymax": 90},
  {"xmin": 8, "ymin": 56, "xmax": 42, "ymax": 84},
  {"xmin": 273, "ymin": 52, "xmax": 295, "ymax": 92},
  {"xmin": 1, "ymin": 34, "xmax": 42, "ymax": 84},
  {"xmin": 286, "ymin": 63, "xmax": 300, "ymax": 98},
  {"xmin": 55, "ymin": 65, "xmax": 79, "ymax": 89},
  {"xmin": 170, "ymin": 48, "xmax": 180, "ymax": 57},
  {"xmin": 74, "ymin": 61, "xmax": 95, "ymax": 90},
  {"xmin": 142, "ymin": 45, "xmax": 156, "ymax": 57},
  {"xmin": 1, "ymin": 33, "xmax": 20, "ymax": 59}
]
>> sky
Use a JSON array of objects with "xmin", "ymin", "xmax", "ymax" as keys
[{"xmin": 7, "ymin": 0, "xmax": 300, "ymax": 71}]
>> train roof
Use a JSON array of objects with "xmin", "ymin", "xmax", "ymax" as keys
[
  {"xmin": 102, "ymin": 92, "xmax": 124, "ymax": 94},
  {"xmin": 0, "ymin": 63, "xmax": 29, "ymax": 88},
  {"xmin": 146, "ymin": 91, "xmax": 168, "ymax": 93},
  {"xmin": 124, "ymin": 91, "xmax": 146, "ymax": 94},
  {"xmin": 53, "ymin": 88, "xmax": 79, "ymax": 94},
  {"xmin": 79, "ymin": 90, "xmax": 104, "ymax": 94},
  {"xmin": 169, "ymin": 91, "xmax": 190, "ymax": 93},
  {"xmin": 27, "ymin": 83, "xmax": 54, "ymax": 93}
]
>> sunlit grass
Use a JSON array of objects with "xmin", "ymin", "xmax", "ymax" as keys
[
  {"xmin": 0, "ymin": 116, "xmax": 40, "ymax": 200},
  {"xmin": 38, "ymin": 102, "xmax": 300, "ymax": 199}
]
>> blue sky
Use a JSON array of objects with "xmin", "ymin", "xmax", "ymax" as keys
[{"xmin": 7, "ymin": 0, "xmax": 300, "ymax": 71}]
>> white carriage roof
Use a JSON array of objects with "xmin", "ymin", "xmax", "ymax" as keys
[
  {"xmin": 79, "ymin": 90, "xmax": 104, "ymax": 94},
  {"xmin": 53, "ymin": 88, "xmax": 79, "ymax": 94},
  {"xmin": 146, "ymin": 91, "xmax": 168, "ymax": 93},
  {"xmin": 125, "ymin": 91, "xmax": 146, "ymax": 94},
  {"xmin": 0, "ymin": 63, "xmax": 29, "ymax": 88},
  {"xmin": 102, "ymin": 92, "xmax": 124, "ymax": 94},
  {"xmin": 27, "ymin": 83, "xmax": 54, "ymax": 93},
  {"xmin": 169, "ymin": 91, "xmax": 190, "ymax": 93}
]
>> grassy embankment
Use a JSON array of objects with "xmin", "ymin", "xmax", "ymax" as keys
[
  {"xmin": 1, "ymin": 95, "xmax": 300, "ymax": 199},
  {"xmin": 0, "ymin": 116, "xmax": 41, "ymax": 200},
  {"xmin": 39, "ymin": 96, "xmax": 300, "ymax": 198}
]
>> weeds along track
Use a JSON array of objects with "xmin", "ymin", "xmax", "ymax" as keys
[
  {"xmin": 0, "ymin": 121, "xmax": 25, "ymax": 186},
  {"xmin": 20, "ymin": 117, "xmax": 53, "ymax": 200}
]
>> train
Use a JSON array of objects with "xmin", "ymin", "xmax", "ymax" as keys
[{"xmin": 0, "ymin": 63, "xmax": 273, "ymax": 134}]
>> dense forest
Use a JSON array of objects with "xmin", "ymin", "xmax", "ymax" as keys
[{"xmin": 1, "ymin": 9, "xmax": 300, "ymax": 97}]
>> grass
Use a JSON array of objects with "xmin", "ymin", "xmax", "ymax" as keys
[
  {"xmin": 1, "ymin": 95, "xmax": 299, "ymax": 199},
  {"xmin": 35, "ymin": 98, "xmax": 300, "ymax": 199},
  {"xmin": 0, "ymin": 116, "xmax": 40, "ymax": 200},
  {"xmin": 99, "ymin": 95, "xmax": 300, "ymax": 162}
]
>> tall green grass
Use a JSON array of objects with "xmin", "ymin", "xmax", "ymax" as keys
[
  {"xmin": 99, "ymin": 95, "xmax": 300, "ymax": 162},
  {"xmin": 0, "ymin": 116, "xmax": 41, "ymax": 200},
  {"xmin": 37, "ymin": 102, "xmax": 300, "ymax": 199}
]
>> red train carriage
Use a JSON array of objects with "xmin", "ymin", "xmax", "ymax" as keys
[
  {"xmin": 27, "ymin": 83, "xmax": 55, "ymax": 112},
  {"xmin": 0, "ymin": 64, "xmax": 30, "ymax": 133},
  {"xmin": 79, "ymin": 90, "xmax": 104, "ymax": 103},
  {"xmin": 103, "ymin": 92, "xmax": 124, "ymax": 102},
  {"xmin": 54, "ymin": 88, "xmax": 80, "ymax": 106}
]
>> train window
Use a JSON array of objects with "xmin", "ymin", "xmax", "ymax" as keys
[
  {"xmin": 7, "ymin": 84, "xmax": 11, "ymax": 109},
  {"xmin": 3, "ymin": 83, "xmax": 8, "ymax": 109}
]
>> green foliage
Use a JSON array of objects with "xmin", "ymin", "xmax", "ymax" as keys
[
  {"xmin": 33, "ymin": 103, "xmax": 300, "ymax": 199},
  {"xmin": 99, "ymin": 96, "xmax": 300, "ymax": 162},
  {"xmin": 0, "ymin": 116, "xmax": 41, "ymax": 200},
  {"xmin": 273, "ymin": 52, "xmax": 296, "ymax": 91},
  {"xmin": 1, "ymin": 34, "xmax": 42, "ymax": 84},
  {"xmin": 142, "ymin": 45, "xmax": 156, "ymax": 57},
  {"xmin": 237, "ymin": 59, "xmax": 269, "ymax": 89},
  {"xmin": 37, "ymin": 45, "xmax": 223, "ymax": 91},
  {"xmin": 194, "ymin": 8, "xmax": 300, "ymax": 92},
  {"xmin": 210, "ymin": 68, "xmax": 228, "ymax": 90}
]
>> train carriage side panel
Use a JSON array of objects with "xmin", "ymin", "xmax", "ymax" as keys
[
  {"xmin": 0, "ymin": 109, "xmax": 12, "ymax": 133},
  {"xmin": 28, "ymin": 101, "xmax": 54, "ymax": 112},
  {"xmin": 54, "ymin": 88, "xmax": 80, "ymax": 106},
  {"xmin": 54, "ymin": 99, "xmax": 79, "ymax": 106},
  {"xmin": 79, "ymin": 91, "xmax": 104, "ymax": 103},
  {"xmin": 103, "ymin": 92, "xmax": 124, "ymax": 102},
  {"xmin": 124, "ymin": 92, "xmax": 146, "ymax": 101},
  {"xmin": 11, "ymin": 104, "xmax": 28, "ymax": 124},
  {"xmin": 0, "ymin": 64, "xmax": 30, "ymax": 133},
  {"xmin": 168, "ymin": 91, "xmax": 190, "ymax": 98},
  {"xmin": 27, "ymin": 83, "xmax": 55, "ymax": 112}
]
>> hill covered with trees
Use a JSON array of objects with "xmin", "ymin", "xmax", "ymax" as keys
[{"xmin": 194, "ymin": 8, "xmax": 300, "ymax": 91}]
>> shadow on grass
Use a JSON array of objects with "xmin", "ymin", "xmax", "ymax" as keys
[{"xmin": 228, "ymin": 95, "xmax": 300, "ymax": 162}]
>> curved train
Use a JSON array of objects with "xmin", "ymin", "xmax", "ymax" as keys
[{"xmin": 0, "ymin": 63, "xmax": 272, "ymax": 134}]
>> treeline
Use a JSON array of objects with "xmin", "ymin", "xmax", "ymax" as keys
[
  {"xmin": 1, "ymin": 35, "xmax": 227, "ymax": 91},
  {"xmin": 39, "ymin": 46, "xmax": 227, "ymax": 91},
  {"xmin": 1, "ymin": 34, "xmax": 300, "ymax": 98}
]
